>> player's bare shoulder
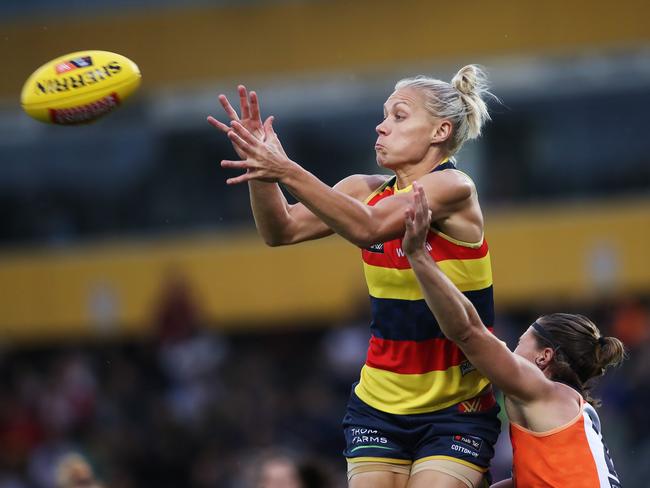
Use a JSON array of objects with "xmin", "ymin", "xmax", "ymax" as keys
[
  {"xmin": 421, "ymin": 166, "xmax": 475, "ymax": 188},
  {"xmin": 334, "ymin": 174, "xmax": 391, "ymax": 201},
  {"xmin": 419, "ymin": 167, "xmax": 475, "ymax": 203}
]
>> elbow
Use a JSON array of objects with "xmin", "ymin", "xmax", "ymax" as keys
[
  {"xmin": 452, "ymin": 326, "xmax": 475, "ymax": 346},
  {"xmin": 262, "ymin": 236, "xmax": 289, "ymax": 247},
  {"xmin": 259, "ymin": 232, "xmax": 289, "ymax": 247},
  {"xmin": 351, "ymin": 236, "xmax": 374, "ymax": 248},
  {"xmin": 447, "ymin": 314, "xmax": 483, "ymax": 346},
  {"xmin": 348, "ymin": 225, "xmax": 383, "ymax": 249},
  {"xmin": 351, "ymin": 235, "xmax": 377, "ymax": 249}
]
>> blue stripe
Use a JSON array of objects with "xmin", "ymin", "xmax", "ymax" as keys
[{"xmin": 370, "ymin": 286, "xmax": 494, "ymax": 341}]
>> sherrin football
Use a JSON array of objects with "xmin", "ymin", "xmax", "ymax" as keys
[{"xmin": 21, "ymin": 50, "xmax": 141, "ymax": 125}]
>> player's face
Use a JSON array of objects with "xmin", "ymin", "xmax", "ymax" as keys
[
  {"xmin": 375, "ymin": 88, "xmax": 439, "ymax": 169},
  {"xmin": 514, "ymin": 328, "xmax": 543, "ymax": 366}
]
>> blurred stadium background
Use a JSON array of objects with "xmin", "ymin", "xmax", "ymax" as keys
[{"xmin": 0, "ymin": 1, "xmax": 649, "ymax": 487}]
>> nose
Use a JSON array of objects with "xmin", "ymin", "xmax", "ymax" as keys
[{"xmin": 376, "ymin": 119, "xmax": 388, "ymax": 135}]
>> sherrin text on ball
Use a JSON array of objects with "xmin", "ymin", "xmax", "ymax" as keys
[{"xmin": 21, "ymin": 50, "xmax": 141, "ymax": 125}]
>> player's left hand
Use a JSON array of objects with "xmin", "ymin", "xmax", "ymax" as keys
[
  {"xmin": 220, "ymin": 117, "xmax": 296, "ymax": 185},
  {"xmin": 207, "ymin": 85, "xmax": 271, "ymax": 160},
  {"xmin": 402, "ymin": 181, "xmax": 433, "ymax": 256}
]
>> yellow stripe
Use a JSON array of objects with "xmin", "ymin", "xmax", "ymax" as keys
[
  {"xmin": 413, "ymin": 455, "xmax": 487, "ymax": 473},
  {"xmin": 363, "ymin": 253, "xmax": 493, "ymax": 299},
  {"xmin": 393, "ymin": 159, "xmax": 450, "ymax": 193},
  {"xmin": 363, "ymin": 177, "xmax": 394, "ymax": 204},
  {"xmin": 432, "ymin": 229, "xmax": 484, "ymax": 249},
  {"xmin": 354, "ymin": 364, "xmax": 491, "ymax": 415},
  {"xmin": 346, "ymin": 457, "xmax": 412, "ymax": 465}
]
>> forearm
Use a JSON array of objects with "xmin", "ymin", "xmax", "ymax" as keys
[
  {"xmin": 282, "ymin": 164, "xmax": 378, "ymax": 247},
  {"xmin": 407, "ymin": 250, "xmax": 484, "ymax": 343},
  {"xmin": 248, "ymin": 181, "xmax": 294, "ymax": 246}
]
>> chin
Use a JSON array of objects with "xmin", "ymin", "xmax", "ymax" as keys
[{"xmin": 376, "ymin": 155, "xmax": 395, "ymax": 169}]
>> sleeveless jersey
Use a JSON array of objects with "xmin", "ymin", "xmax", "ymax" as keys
[
  {"xmin": 510, "ymin": 398, "xmax": 621, "ymax": 487},
  {"xmin": 354, "ymin": 162, "xmax": 494, "ymax": 415}
]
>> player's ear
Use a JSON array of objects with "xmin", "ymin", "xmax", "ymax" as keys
[
  {"xmin": 431, "ymin": 120, "xmax": 452, "ymax": 144},
  {"xmin": 535, "ymin": 348, "xmax": 554, "ymax": 370}
]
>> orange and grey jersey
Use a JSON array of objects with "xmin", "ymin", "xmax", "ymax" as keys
[
  {"xmin": 510, "ymin": 398, "xmax": 621, "ymax": 487},
  {"xmin": 354, "ymin": 163, "xmax": 495, "ymax": 415}
]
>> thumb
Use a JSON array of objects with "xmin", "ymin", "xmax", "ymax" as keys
[
  {"xmin": 263, "ymin": 115, "xmax": 276, "ymax": 137},
  {"xmin": 404, "ymin": 207, "xmax": 414, "ymax": 226}
]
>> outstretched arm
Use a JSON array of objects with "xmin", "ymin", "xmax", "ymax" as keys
[
  {"xmin": 208, "ymin": 86, "xmax": 333, "ymax": 245},
  {"xmin": 402, "ymin": 182, "xmax": 551, "ymax": 403},
  {"xmin": 222, "ymin": 120, "xmax": 473, "ymax": 248}
]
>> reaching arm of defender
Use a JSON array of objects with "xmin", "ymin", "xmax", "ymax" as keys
[
  {"xmin": 222, "ymin": 120, "xmax": 473, "ymax": 248},
  {"xmin": 402, "ymin": 183, "xmax": 552, "ymax": 404}
]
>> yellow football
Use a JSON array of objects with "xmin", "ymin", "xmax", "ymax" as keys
[{"xmin": 20, "ymin": 50, "xmax": 141, "ymax": 125}]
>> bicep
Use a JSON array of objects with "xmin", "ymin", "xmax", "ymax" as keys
[
  {"xmin": 283, "ymin": 202, "xmax": 334, "ymax": 244},
  {"xmin": 458, "ymin": 328, "xmax": 551, "ymax": 403},
  {"xmin": 283, "ymin": 174, "xmax": 382, "ymax": 244}
]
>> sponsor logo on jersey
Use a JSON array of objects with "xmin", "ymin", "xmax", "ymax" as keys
[
  {"xmin": 366, "ymin": 243, "xmax": 384, "ymax": 254},
  {"xmin": 460, "ymin": 360, "xmax": 476, "ymax": 376},
  {"xmin": 453, "ymin": 434, "xmax": 483, "ymax": 451},
  {"xmin": 347, "ymin": 428, "xmax": 392, "ymax": 453}
]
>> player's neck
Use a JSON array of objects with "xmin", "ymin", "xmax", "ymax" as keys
[{"xmin": 393, "ymin": 153, "xmax": 449, "ymax": 190}]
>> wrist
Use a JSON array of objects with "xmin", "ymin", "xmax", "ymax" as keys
[
  {"xmin": 280, "ymin": 159, "xmax": 305, "ymax": 187},
  {"xmin": 406, "ymin": 247, "xmax": 430, "ymax": 263}
]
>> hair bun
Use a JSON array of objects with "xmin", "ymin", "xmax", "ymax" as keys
[
  {"xmin": 450, "ymin": 64, "xmax": 493, "ymax": 140},
  {"xmin": 451, "ymin": 65, "xmax": 488, "ymax": 97}
]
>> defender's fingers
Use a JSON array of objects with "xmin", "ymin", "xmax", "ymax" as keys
[
  {"xmin": 405, "ymin": 206, "xmax": 415, "ymax": 223},
  {"xmin": 413, "ymin": 181, "xmax": 426, "ymax": 207},
  {"xmin": 417, "ymin": 186, "xmax": 429, "ymax": 218}
]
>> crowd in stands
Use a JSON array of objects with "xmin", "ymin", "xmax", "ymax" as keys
[{"xmin": 0, "ymin": 288, "xmax": 648, "ymax": 487}]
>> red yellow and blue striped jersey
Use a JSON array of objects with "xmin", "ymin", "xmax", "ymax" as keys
[{"xmin": 355, "ymin": 164, "xmax": 494, "ymax": 415}]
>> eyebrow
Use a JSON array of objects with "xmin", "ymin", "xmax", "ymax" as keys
[{"xmin": 383, "ymin": 101, "xmax": 410, "ymax": 112}]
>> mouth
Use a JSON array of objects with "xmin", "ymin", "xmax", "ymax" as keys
[{"xmin": 374, "ymin": 143, "xmax": 385, "ymax": 150}]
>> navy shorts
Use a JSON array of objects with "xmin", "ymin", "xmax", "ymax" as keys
[{"xmin": 342, "ymin": 386, "xmax": 501, "ymax": 472}]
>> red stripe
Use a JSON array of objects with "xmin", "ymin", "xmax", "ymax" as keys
[
  {"xmin": 366, "ymin": 187, "xmax": 394, "ymax": 206},
  {"xmin": 366, "ymin": 329, "xmax": 495, "ymax": 374},
  {"xmin": 362, "ymin": 234, "xmax": 489, "ymax": 269},
  {"xmin": 366, "ymin": 336, "xmax": 467, "ymax": 374},
  {"xmin": 362, "ymin": 243, "xmax": 398, "ymax": 267},
  {"xmin": 429, "ymin": 234, "xmax": 489, "ymax": 261}
]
